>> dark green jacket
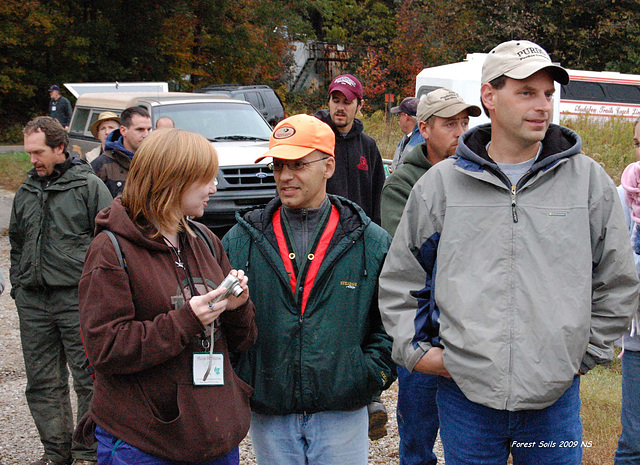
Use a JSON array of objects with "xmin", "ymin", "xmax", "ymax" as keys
[
  {"xmin": 9, "ymin": 155, "xmax": 112, "ymax": 296},
  {"xmin": 222, "ymin": 195, "xmax": 396, "ymax": 415},
  {"xmin": 381, "ymin": 142, "xmax": 433, "ymax": 236}
]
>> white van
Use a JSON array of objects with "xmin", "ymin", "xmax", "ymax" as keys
[{"xmin": 560, "ymin": 70, "xmax": 640, "ymax": 120}]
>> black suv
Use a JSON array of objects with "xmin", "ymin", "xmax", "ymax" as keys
[{"xmin": 195, "ymin": 84, "xmax": 285, "ymax": 126}]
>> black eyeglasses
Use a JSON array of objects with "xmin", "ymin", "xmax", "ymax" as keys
[{"xmin": 268, "ymin": 157, "xmax": 330, "ymax": 172}]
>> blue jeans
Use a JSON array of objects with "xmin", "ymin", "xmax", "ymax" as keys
[
  {"xmin": 396, "ymin": 366, "xmax": 438, "ymax": 465},
  {"xmin": 95, "ymin": 426, "xmax": 239, "ymax": 465},
  {"xmin": 437, "ymin": 376, "xmax": 583, "ymax": 465},
  {"xmin": 250, "ymin": 408, "xmax": 368, "ymax": 465},
  {"xmin": 615, "ymin": 350, "xmax": 640, "ymax": 464}
]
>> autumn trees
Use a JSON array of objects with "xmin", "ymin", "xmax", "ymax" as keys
[{"xmin": 2, "ymin": 0, "xmax": 640, "ymax": 139}]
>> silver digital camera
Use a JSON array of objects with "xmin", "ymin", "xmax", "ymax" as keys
[{"xmin": 211, "ymin": 273, "xmax": 244, "ymax": 303}]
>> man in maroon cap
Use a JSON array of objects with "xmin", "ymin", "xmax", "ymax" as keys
[{"xmin": 315, "ymin": 74, "xmax": 386, "ymax": 227}]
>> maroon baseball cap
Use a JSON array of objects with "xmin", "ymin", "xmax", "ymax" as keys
[{"xmin": 328, "ymin": 74, "xmax": 363, "ymax": 101}]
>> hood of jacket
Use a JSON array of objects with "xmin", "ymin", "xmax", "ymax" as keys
[
  {"xmin": 315, "ymin": 109, "xmax": 364, "ymax": 141},
  {"xmin": 104, "ymin": 128, "xmax": 134, "ymax": 159},
  {"xmin": 402, "ymin": 142, "xmax": 433, "ymax": 171},
  {"xmin": 26, "ymin": 153, "xmax": 94, "ymax": 184},
  {"xmin": 455, "ymin": 123, "xmax": 582, "ymax": 188},
  {"xmin": 95, "ymin": 197, "xmax": 166, "ymax": 253}
]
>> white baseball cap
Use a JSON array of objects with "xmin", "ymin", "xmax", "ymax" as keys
[{"xmin": 482, "ymin": 40, "xmax": 569, "ymax": 85}]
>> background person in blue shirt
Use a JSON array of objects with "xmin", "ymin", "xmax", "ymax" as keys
[
  {"xmin": 48, "ymin": 85, "xmax": 72, "ymax": 131},
  {"xmin": 390, "ymin": 97, "xmax": 424, "ymax": 171}
]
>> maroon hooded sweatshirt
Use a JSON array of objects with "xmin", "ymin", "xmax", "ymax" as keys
[{"xmin": 75, "ymin": 198, "xmax": 256, "ymax": 462}]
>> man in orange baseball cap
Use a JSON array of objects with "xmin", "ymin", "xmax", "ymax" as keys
[{"xmin": 224, "ymin": 114, "xmax": 396, "ymax": 464}]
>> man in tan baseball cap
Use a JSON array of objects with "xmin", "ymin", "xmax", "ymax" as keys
[
  {"xmin": 383, "ymin": 88, "xmax": 480, "ymax": 235},
  {"xmin": 379, "ymin": 39, "xmax": 638, "ymax": 465}
]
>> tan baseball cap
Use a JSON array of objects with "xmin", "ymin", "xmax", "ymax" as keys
[
  {"xmin": 482, "ymin": 40, "xmax": 569, "ymax": 85},
  {"xmin": 417, "ymin": 88, "xmax": 481, "ymax": 122},
  {"xmin": 255, "ymin": 114, "xmax": 335, "ymax": 163}
]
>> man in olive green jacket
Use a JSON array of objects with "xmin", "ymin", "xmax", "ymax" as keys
[
  {"xmin": 9, "ymin": 116, "xmax": 111, "ymax": 465},
  {"xmin": 382, "ymin": 89, "xmax": 481, "ymax": 236}
]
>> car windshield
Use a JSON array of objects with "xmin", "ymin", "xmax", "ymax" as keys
[{"xmin": 153, "ymin": 102, "xmax": 272, "ymax": 140}]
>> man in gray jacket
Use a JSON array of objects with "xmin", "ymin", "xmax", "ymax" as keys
[
  {"xmin": 379, "ymin": 40, "xmax": 639, "ymax": 464},
  {"xmin": 10, "ymin": 116, "xmax": 112, "ymax": 465},
  {"xmin": 381, "ymin": 89, "xmax": 479, "ymax": 465}
]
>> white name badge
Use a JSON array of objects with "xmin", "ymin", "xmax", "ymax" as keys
[
  {"xmin": 193, "ymin": 352, "xmax": 224, "ymax": 385},
  {"xmin": 51, "ymin": 105, "xmax": 56, "ymax": 111}
]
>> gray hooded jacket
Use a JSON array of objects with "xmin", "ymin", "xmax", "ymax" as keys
[{"xmin": 379, "ymin": 123, "xmax": 639, "ymax": 411}]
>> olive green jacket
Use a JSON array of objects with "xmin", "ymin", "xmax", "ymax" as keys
[
  {"xmin": 381, "ymin": 142, "xmax": 433, "ymax": 236},
  {"xmin": 9, "ymin": 155, "xmax": 112, "ymax": 296}
]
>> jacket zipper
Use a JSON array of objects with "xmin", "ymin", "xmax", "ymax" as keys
[
  {"xmin": 510, "ymin": 185, "xmax": 518, "ymax": 223},
  {"xmin": 299, "ymin": 289, "xmax": 304, "ymax": 410},
  {"xmin": 295, "ymin": 233, "xmax": 360, "ymax": 412},
  {"xmin": 35, "ymin": 190, "xmax": 47, "ymax": 287},
  {"xmin": 510, "ymin": 168, "xmax": 536, "ymax": 224},
  {"xmin": 506, "ymin": 211, "xmax": 516, "ymax": 409}
]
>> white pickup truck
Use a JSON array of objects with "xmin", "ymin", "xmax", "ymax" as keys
[{"xmin": 67, "ymin": 86, "xmax": 275, "ymax": 233}]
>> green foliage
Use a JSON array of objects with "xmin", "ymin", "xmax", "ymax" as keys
[
  {"xmin": 562, "ymin": 116, "xmax": 636, "ymax": 185},
  {"xmin": 471, "ymin": 0, "xmax": 640, "ymax": 72},
  {"xmin": 0, "ymin": 1, "xmax": 90, "ymax": 122},
  {"xmin": 0, "ymin": 124, "xmax": 25, "ymax": 144},
  {"xmin": 361, "ymin": 111, "xmax": 402, "ymax": 160},
  {"xmin": 0, "ymin": 152, "xmax": 30, "ymax": 191},
  {"xmin": 356, "ymin": 0, "xmax": 640, "ymax": 109},
  {"xmin": 357, "ymin": 0, "xmax": 483, "ymax": 107},
  {"xmin": 4, "ymin": 0, "xmax": 640, "ymax": 134},
  {"xmin": 0, "ymin": 0, "xmax": 296, "ymax": 132},
  {"xmin": 282, "ymin": 88, "xmax": 328, "ymax": 116},
  {"xmin": 321, "ymin": 0, "xmax": 395, "ymax": 48}
]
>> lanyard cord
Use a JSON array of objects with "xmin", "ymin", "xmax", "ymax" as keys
[
  {"xmin": 165, "ymin": 233, "xmax": 200, "ymax": 298},
  {"xmin": 166, "ymin": 233, "xmax": 219, "ymax": 374}
]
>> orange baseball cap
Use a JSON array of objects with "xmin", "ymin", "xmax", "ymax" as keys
[{"xmin": 255, "ymin": 114, "xmax": 335, "ymax": 163}]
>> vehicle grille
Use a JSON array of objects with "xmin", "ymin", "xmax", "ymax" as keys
[{"xmin": 219, "ymin": 165, "xmax": 275, "ymax": 189}]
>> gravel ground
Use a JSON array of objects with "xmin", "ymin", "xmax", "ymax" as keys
[{"xmin": 0, "ymin": 188, "xmax": 444, "ymax": 464}]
